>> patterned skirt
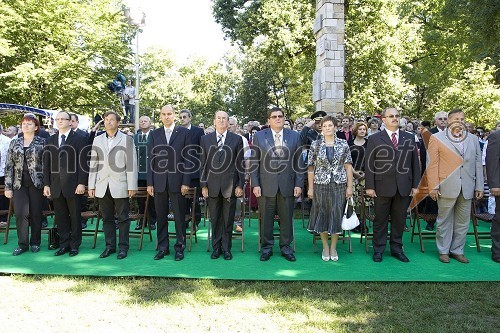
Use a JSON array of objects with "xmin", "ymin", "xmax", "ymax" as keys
[{"xmin": 308, "ymin": 182, "xmax": 347, "ymax": 235}]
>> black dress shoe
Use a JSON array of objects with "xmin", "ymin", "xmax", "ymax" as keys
[
  {"xmin": 81, "ymin": 222, "xmax": 87, "ymax": 230},
  {"xmin": 282, "ymin": 253, "xmax": 296, "ymax": 262},
  {"xmin": 425, "ymin": 222, "xmax": 435, "ymax": 231},
  {"xmin": 134, "ymin": 224, "xmax": 142, "ymax": 230},
  {"xmin": 211, "ymin": 249, "xmax": 222, "ymax": 259},
  {"xmin": 12, "ymin": 247, "xmax": 27, "ymax": 256},
  {"xmin": 492, "ymin": 256, "xmax": 500, "ymax": 263},
  {"xmin": 31, "ymin": 245, "xmax": 40, "ymax": 253},
  {"xmin": 69, "ymin": 249, "xmax": 79, "ymax": 257},
  {"xmin": 373, "ymin": 252, "xmax": 383, "ymax": 262},
  {"xmin": 154, "ymin": 249, "xmax": 169, "ymax": 260},
  {"xmin": 149, "ymin": 223, "xmax": 156, "ymax": 230},
  {"xmin": 54, "ymin": 248, "xmax": 69, "ymax": 256},
  {"xmin": 223, "ymin": 251, "xmax": 233, "ymax": 260},
  {"xmin": 117, "ymin": 250, "xmax": 127, "ymax": 259},
  {"xmin": 391, "ymin": 252, "xmax": 410, "ymax": 262},
  {"xmin": 175, "ymin": 251, "xmax": 184, "ymax": 261},
  {"xmin": 260, "ymin": 251, "xmax": 273, "ymax": 261},
  {"xmin": 99, "ymin": 248, "xmax": 116, "ymax": 258}
]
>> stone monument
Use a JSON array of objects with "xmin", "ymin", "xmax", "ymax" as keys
[{"xmin": 313, "ymin": 0, "xmax": 344, "ymax": 116}]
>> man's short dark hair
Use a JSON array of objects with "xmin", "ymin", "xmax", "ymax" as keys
[
  {"xmin": 267, "ymin": 107, "xmax": 284, "ymax": 119},
  {"xmin": 448, "ymin": 109, "xmax": 464, "ymax": 118},
  {"xmin": 70, "ymin": 113, "xmax": 79, "ymax": 122},
  {"xmin": 180, "ymin": 109, "xmax": 192, "ymax": 118},
  {"xmin": 103, "ymin": 110, "xmax": 121, "ymax": 122}
]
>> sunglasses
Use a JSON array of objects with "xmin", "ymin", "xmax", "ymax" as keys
[
  {"xmin": 269, "ymin": 115, "xmax": 284, "ymax": 119},
  {"xmin": 438, "ymin": 117, "xmax": 448, "ymax": 121},
  {"xmin": 383, "ymin": 114, "xmax": 401, "ymax": 119}
]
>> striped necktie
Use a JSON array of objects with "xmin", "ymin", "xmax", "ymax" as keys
[
  {"xmin": 391, "ymin": 132, "xmax": 398, "ymax": 150},
  {"xmin": 217, "ymin": 134, "xmax": 223, "ymax": 148}
]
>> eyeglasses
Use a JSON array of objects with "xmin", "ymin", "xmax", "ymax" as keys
[
  {"xmin": 55, "ymin": 118, "xmax": 70, "ymax": 121},
  {"xmin": 179, "ymin": 115, "xmax": 189, "ymax": 119},
  {"xmin": 269, "ymin": 115, "xmax": 284, "ymax": 119},
  {"xmin": 438, "ymin": 117, "xmax": 448, "ymax": 121},
  {"xmin": 383, "ymin": 114, "xmax": 401, "ymax": 119}
]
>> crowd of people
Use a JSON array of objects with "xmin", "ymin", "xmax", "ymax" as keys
[{"xmin": 1, "ymin": 106, "xmax": 499, "ymax": 264}]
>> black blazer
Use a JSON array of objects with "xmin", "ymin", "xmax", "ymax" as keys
[
  {"xmin": 187, "ymin": 125, "xmax": 205, "ymax": 179},
  {"xmin": 365, "ymin": 129, "xmax": 421, "ymax": 197},
  {"xmin": 43, "ymin": 130, "xmax": 89, "ymax": 198},
  {"xmin": 147, "ymin": 126, "xmax": 192, "ymax": 193},
  {"xmin": 200, "ymin": 131, "xmax": 244, "ymax": 198}
]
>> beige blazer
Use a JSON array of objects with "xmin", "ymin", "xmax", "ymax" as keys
[
  {"xmin": 88, "ymin": 131, "xmax": 138, "ymax": 198},
  {"xmin": 427, "ymin": 130, "xmax": 483, "ymax": 199}
]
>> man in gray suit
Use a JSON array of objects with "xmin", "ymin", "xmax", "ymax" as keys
[
  {"xmin": 88, "ymin": 111, "xmax": 138, "ymax": 260},
  {"xmin": 486, "ymin": 128, "xmax": 500, "ymax": 263},
  {"xmin": 251, "ymin": 107, "xmax": 304, "ymax": 261},
  {"xmin": 428, "ymin": 109, "xmax": 483, "ymax": 264}
]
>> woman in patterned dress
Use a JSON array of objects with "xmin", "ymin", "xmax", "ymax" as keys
[{"xmin": 307, "ymin": 116, "xmax": 354, "ymax": 261}]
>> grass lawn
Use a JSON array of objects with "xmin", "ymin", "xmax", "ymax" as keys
[{"xmin": 1, "ymin": 275, "xmax": 499, "ymax": 332}]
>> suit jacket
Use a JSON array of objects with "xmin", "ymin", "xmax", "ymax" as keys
[
  {"xmin": 250, "ymin": 128, "xmax": 304, "ymax": 197},
  {"xmin": 365, "ymin": 129, "xmax": 421, "ymax": 197},
  {"xmin": 134, "ymin": 130, "xmax": 152, "ymax": 181},
  {"xmin": 187, "ymin": 125, "xmax": 205, "ymax": 179},
  {"xmin": 200, "ymin": 131, "xmax": 244, "ymax": 198},
  {"xmin": 427, "ymin": 130, "xmax": 484, "ymax": 199},
  {"xmin": 5, "ymin": 136, "xmax": 45, "ymax": 190},
  {"xmin": 88, "ymin": 131, "xmax": 138, "ymax": 198},
  {"xmin": 486, "ymin": 130, "xmax": 500, "ymax": 189},
  {"xmin": 43, "ymin": 130, "xmax": 89, "ymax": 198},
  {"xmin": 147, "ymin": 126, "xmax": 192, "ymax": 192}
]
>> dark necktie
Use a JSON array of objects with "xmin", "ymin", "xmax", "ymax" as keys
[
  {"xmin": 391, "ymin": 132, "xmax": 398, "ymax": 150},
  {"xmin": 142, "ymin": 133, "xmax": 146, "ymax": 143},
  {"xmin": 60, "ymin": 134, "xmax": 66, "ymax": 147},
  {"xmin": 217, "ymin": 134, "xmax": 223, "ymax": 148}
]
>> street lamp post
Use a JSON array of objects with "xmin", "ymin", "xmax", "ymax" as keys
[{"xmin": 124, "ymin": 7, "xmax": 145, "ymax": 131}]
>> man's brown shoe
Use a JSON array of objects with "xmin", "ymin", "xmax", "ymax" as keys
[
  {"xmin": 450, "ymin": 253, "xmax": 469, "ymax": 264},
  {"xmin": 234, "ymin": 225, "xmax": 243, "ymax": 233},
  {"xmin": 439, "ymin": 254, "xmax": 450, "ymax": 263}
]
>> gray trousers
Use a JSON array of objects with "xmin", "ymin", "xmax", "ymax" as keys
[{"xmin": 436, "ymin": 191, "xmax": 471, "ymax": 255}]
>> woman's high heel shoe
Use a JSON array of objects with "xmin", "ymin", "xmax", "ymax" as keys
[
  {"xmin": 322, "ymin": 250, "xmax": 330, "ymax": 261},
  {"xmin": 330, "ymin": 250, "xmax": 339, "ymax": 261}
]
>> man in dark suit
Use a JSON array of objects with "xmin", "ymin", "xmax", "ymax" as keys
[
  {"xmin": 251, "ymin": 107, "xmax": 304, "ymax": 261},
  {"xmin": 486, "ymin": 128, "xmax": 500, "ymax": 263},
  {"xmin": 200, "ymin": 111, "xmax": 244, "ymax": 260},
  {"xmin": 179, "ymin": 109, "xmax": 205, "ymax": 229},
  {"xmin": 70, "ymin": 113, "xmax": 90, "ymax": 139},
  {"xmin": 147, "ymin": 104, "xmax": 192, "ymax": 261},
  {"xmin": 43, "ymin": 111, "xmax": 89, "ymax": 256},
  {"xmin": 134, "ymin": 115, "xmax": 156, "ymax": 230},
  {"xmin": 336, "ymin": 116, "xmax": 353, "ymax": 141},
  {"xmin": 430, "ymin": 111, "xmax": 448, "ymax": 134},
  {"xmin": 365, "ymin": 107, "xmax": 421, "ymax": 263}
]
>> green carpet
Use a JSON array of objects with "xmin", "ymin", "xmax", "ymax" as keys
[{"xmin": 0, "ymin": 217, "xmax": 499, "ymax": 281}]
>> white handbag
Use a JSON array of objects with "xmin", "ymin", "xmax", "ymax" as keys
[{"xmin": 341, "ymin": 197, "xmax": 360, "ymax": 231}]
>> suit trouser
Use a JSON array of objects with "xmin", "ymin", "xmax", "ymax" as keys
[
  {"xmin": 436, "ymin": 192, "xmax": 471, "ymax": 255},
  {"xmin": 155, "ymin": 190, "xmax": 186, "ymax": 253},
  {"xmin": 372, "ymin": 192, "xmax": 409, "ymax": 254},
  {"xmin": 258, "ymin": 191, "xmax": 294, "ymax": 255},
  {"xmin": 53, "ymin": 195, "xmax": 82, "ymax": 250},
  {"xmin": 492, "ymin": 196, "xmax": 500, "ymax": 257},
  {"xmin": 209, "ymin": 193, "xmax": 236, "ymax": 252},
  {"xmin": 99, "ymin": 188, "xmax": 130, "ymax": 251},
  {"xmin": 13, "ymin": 185, "xmax": 44, "ymax": 249}
]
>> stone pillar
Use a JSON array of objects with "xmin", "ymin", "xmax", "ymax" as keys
[{"xmin": 313, "ymin": 0, "xmax": 344, "ymax": 116}]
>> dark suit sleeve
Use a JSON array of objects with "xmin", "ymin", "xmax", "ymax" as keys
[
  {"xmin": 486, "ymin": 132, "xmax": 500, "ymax": 189},
  {"xmin": 249, "ymin": 133, "xmax": 261, "ymax": 188},
  {"xmin": 365, "ymin": 135, "xmax": 376, "ymax": 190},
  {"xmin": 293, "ymin": 135, "xmax": 305, "ymax": 188},
  {"xmin": 147, "ymin": 132, "xmax": 155, "ymax": 187},
  {"xmin": 77, "ymin": 135, "xmax": 89, "ymax": 186},
  {"xmin": 410, "ymin": 135, "xmax": 421, "ymax": 188},
  {"xmin": 235, "ymin": 136, "xmax": 245, "ymax": 188},
  {"xmin": 182, "ymin": 129, "xmax": 193, "ymax": 186},
  {"xmin": 199, "ymin": 136, "xmax": 208, "ymax": 188}
]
